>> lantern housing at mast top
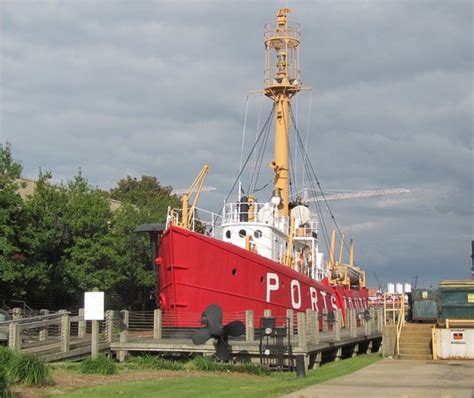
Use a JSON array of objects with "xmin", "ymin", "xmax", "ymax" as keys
[{"xmin": 264, "ymin": 8, "xmax": 301, "ymax": 98}]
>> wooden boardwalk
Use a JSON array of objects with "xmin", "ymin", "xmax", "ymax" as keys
[{"xmin": 1, "ymin": 307, "xmax": 384, "ymax": 369}]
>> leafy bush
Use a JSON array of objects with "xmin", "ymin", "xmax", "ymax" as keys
[
  {"xmin": 79, "ymin": 355, "xmax": 117, "ymax": 375},
  {"xmin": 189, "ymin": 356, "xmax": 270, "ymax": 375},
  {"xmin": 0, "ymin": 365, "xmax": 12, "ymax": 398},
  {"xmin": 8, "ymin": 352, "xmax": 52, "ymax": 386},
  {"xmin": 189, "ymin": 356, "xmax": 221, "ymax": 372},
  {"xmin": 0, "ymin": 346, "xmax": 17, "ymax": 369},
  {"xmin": 128, "ymin": 355, "xmax": 184, "ymax": 371}
]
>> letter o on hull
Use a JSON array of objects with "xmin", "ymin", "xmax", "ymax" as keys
[{"xmin": 291, "ymin": 280, "xmax": 301, "ymax": 309}]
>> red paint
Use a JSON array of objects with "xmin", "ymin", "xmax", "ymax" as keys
[{"xmin": 158, "ymin": 225, "xmax": 368, "ymax": 328}]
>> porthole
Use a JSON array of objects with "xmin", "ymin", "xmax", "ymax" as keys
[
  {"xmin": 254, "ymin": 230, "xmax": 262, "ymax": 238},
  {"xmin": 232, "ymin": 268, "xmax": 237, "ymax": 276},
  {"xmin": 238, "ymin": 229, "xmax": 246, "ymax": 238},
  {"xmin": 225, "ymin": 230, "xmax": 231, "ymax": 239}
]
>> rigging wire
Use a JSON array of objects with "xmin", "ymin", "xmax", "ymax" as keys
[
  {"xmin": 290, "ymin": 105, "xmax": 350, "ymax": 256},
  {"xmin": 239, "ymin": 94, "xmax": 250, "ymax": 173},
  {"xmin": 249, "ymin": 113, "xmax": 273, "ymax": 194},
  {"xmin": 219, "ymin": 105, "xmax": 276, "ymax": 214},
  {"xmin": 301, "ymin": 89, "xmax": 313, "ymax": 188},
  {"xmin": 251, "ymin": 94, "xmax": 264, "ymax": 172}
]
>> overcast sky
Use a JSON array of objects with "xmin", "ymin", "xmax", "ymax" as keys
[{"xmin": 1, "ymin": 0, "xmax": 472, "ymax": 289}]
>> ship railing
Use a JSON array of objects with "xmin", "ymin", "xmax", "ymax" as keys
[
  {"xmin": 264, "ymin": 66, "xmax": 300, "ymax": 88},
  {"xmin": 166, "ymin": 206, "xmax": 224, "ymax": 238},
  {"xmin": 264, "ymin": 21, "xmax": 300, "ymax": 42},
  {"xmin": 292, "ymin": 218, "xmax": 318, "ymax": 239},
  {"xmin": 221, "ymin": 202, "xmax": 288, "ymax": 232}
]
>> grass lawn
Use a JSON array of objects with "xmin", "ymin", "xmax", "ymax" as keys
[{"xmin": 45, "ymin": 354, "xmax": 382, "ymax": 398}]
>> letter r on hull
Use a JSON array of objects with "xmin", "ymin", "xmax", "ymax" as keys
[
  {"xmin": 310, "ymin": 287, "xmax": 318, "ymax": 311},
  {"xmin": 266, "ymin": 273, "xmax": 279, "ymax": 302}
]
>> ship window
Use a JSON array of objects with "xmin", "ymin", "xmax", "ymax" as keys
[
  {"xmin": 225, "ymin": 230, "xmax": 231, "ymax": 239},
  {"xmin": 254, "ymin": 230, "xmax": 262, "ymax": 238},
  {"xmin": 238, "ymin": 229, "xmax": 246, "ymax": 238},
  {"xmin": 232, "ymin": 268, "xmax": 237, "ymax": 276}
]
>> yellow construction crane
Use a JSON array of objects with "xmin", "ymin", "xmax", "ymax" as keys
[{"xmin": 179, "ymin": 165, "xmax": 209, "ymax": 230}]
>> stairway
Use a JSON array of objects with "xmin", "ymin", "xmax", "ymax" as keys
[{"xmin": 398, "ymin": 323, "xmax": 434, "ymax": 360}]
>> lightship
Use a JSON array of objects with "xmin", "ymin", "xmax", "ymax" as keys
[{"xmin": 148, "ymin": 8, "xmax": 369, "ymax": 328}]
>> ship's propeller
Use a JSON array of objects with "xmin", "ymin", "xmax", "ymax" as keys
[{"xmin": 192, "ymin": 304, "xmax": 245, "ymax": 362}]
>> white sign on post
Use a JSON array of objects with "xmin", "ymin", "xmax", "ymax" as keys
[{"xmin": 84, "ymin": 292, "xmax": 105, "ymax": 321}]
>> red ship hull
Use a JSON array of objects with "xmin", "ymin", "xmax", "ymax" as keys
[{"xmin": 156, "ymin": 225, "xmax": 368, "ymax": 327}]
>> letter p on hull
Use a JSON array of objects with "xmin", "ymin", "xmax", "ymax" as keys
[{"xmin": 266, "ymin": 273, "xmax": 279, "ymax": 302}]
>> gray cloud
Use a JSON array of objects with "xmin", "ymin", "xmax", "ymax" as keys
[{"xmin": 1, "ymin": 0, "xmax": 472, "ymax": 288}]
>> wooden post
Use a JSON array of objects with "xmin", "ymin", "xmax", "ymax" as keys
[
  {"xmin": 105, "ymin": 310, "xmax": 114, "ymax": 343},
  {"xmin": 313, "ymin": 351, "xmax": 322, "ymax": 369},
  {"xmin": 347, "ymin": 309, "xmax": 352, "ymax": 337},
  {"xmin": 12, "ymin": 308, "xmax": 22, "ymax": 321},
  {"xmin": 245, "ymin": 310, "xmax": 254, "ymax": 342},
  {"xmin": 335, "ymin": 347, "xmax": 342, "ymax": 361},
  {"xmin": 60, "ymin": 310, "xmax": 70, "ymax": 353},
  {"xmin": 8, "ymin": 321, "xmax": 20, "ymax": 351},
  {"xmin": 306, "ymin": 310, "xmax": 318, "ymax": 345},
  {"xmin": 322, "ymin": 309, "xmax": 328, "ymax": 333},
  {"xmin": 348, "ymin": 308, "xmax": 357, "ymax": 338},
  {"xmin": 91, "ymin": 319, "xmax": 99, "ymax": 358},
  {"xmin": 78, "ymin": 308, "xmax": 86, "ymax": 338},
  {"xmin": 377, "ymin": 308, "xmax": 384, "ymax": 333},
  {"xmin": 118, "ymin": 310, "xmax": 129, "ymax": 363},
  {"xmin": 334, "ymin": 310, "xmax": 341, "ymax": 341},
  {"xmin": 352, "ymin": 343, "xmax": 359, "ymax": 357},
  {"xmin": 39, "ymin": 309, "xmax": 49, "ymax": 341},
  {"xmin": 297, "ymin": 312, "xmax": 307, "ymax": 350},
  {"xmin": 365, "ymin": 313, "xmax": 372, "ymax": 336},
  {"xmin": 153, "ymin": 309, "xmax": 162, "ymax": 340},
  {"xmin": 286, "ymin": 309, "xmax": 294, "ymax": 336},
  {"xmin": 366, "ymin": 340, "xmax": 373, "ymax": 354}
]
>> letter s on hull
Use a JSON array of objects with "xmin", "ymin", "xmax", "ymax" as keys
[{"xmin": 266, "ymin": 273, "xmax": 279, "ymax": 302}]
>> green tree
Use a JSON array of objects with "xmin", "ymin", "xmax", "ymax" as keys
[
  {"xmin": 0, "ymin": 143, "xmax": 27, "ymax": 303},
  {"xmin": 109, "ymin": 176, "xmax": 180, "ymax": 309}
]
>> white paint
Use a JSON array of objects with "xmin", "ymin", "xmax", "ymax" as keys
[
  {"xmin": 84, "ymin": 291, "xmax": 104, "ymax": 320},
  {"xmin": 309, "ymin": 287, "xmax": 318, "ymax": 310},
  {"xmin": 266, "ymin": 273, "xmax": 279, "ymax": 302},
  {"xmin": 320, "ymin": 291, "xmax": 328, "ymax": 310},
  {"xmin": 290, "ymin": 280, "xmax": 302, "ymax": 309},
  {"xmin": 331, "ymin": 295, "xmax": 338, "ymax": 311}
]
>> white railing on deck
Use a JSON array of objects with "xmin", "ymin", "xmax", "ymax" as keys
[{"xmin": 167, "ymin": 202, "xmax": 319, "ymax": 241}]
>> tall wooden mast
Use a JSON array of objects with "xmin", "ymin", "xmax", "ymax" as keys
[{"xmin": 264, "ymin": 8, "xmax": 301, "ymax": 217}]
